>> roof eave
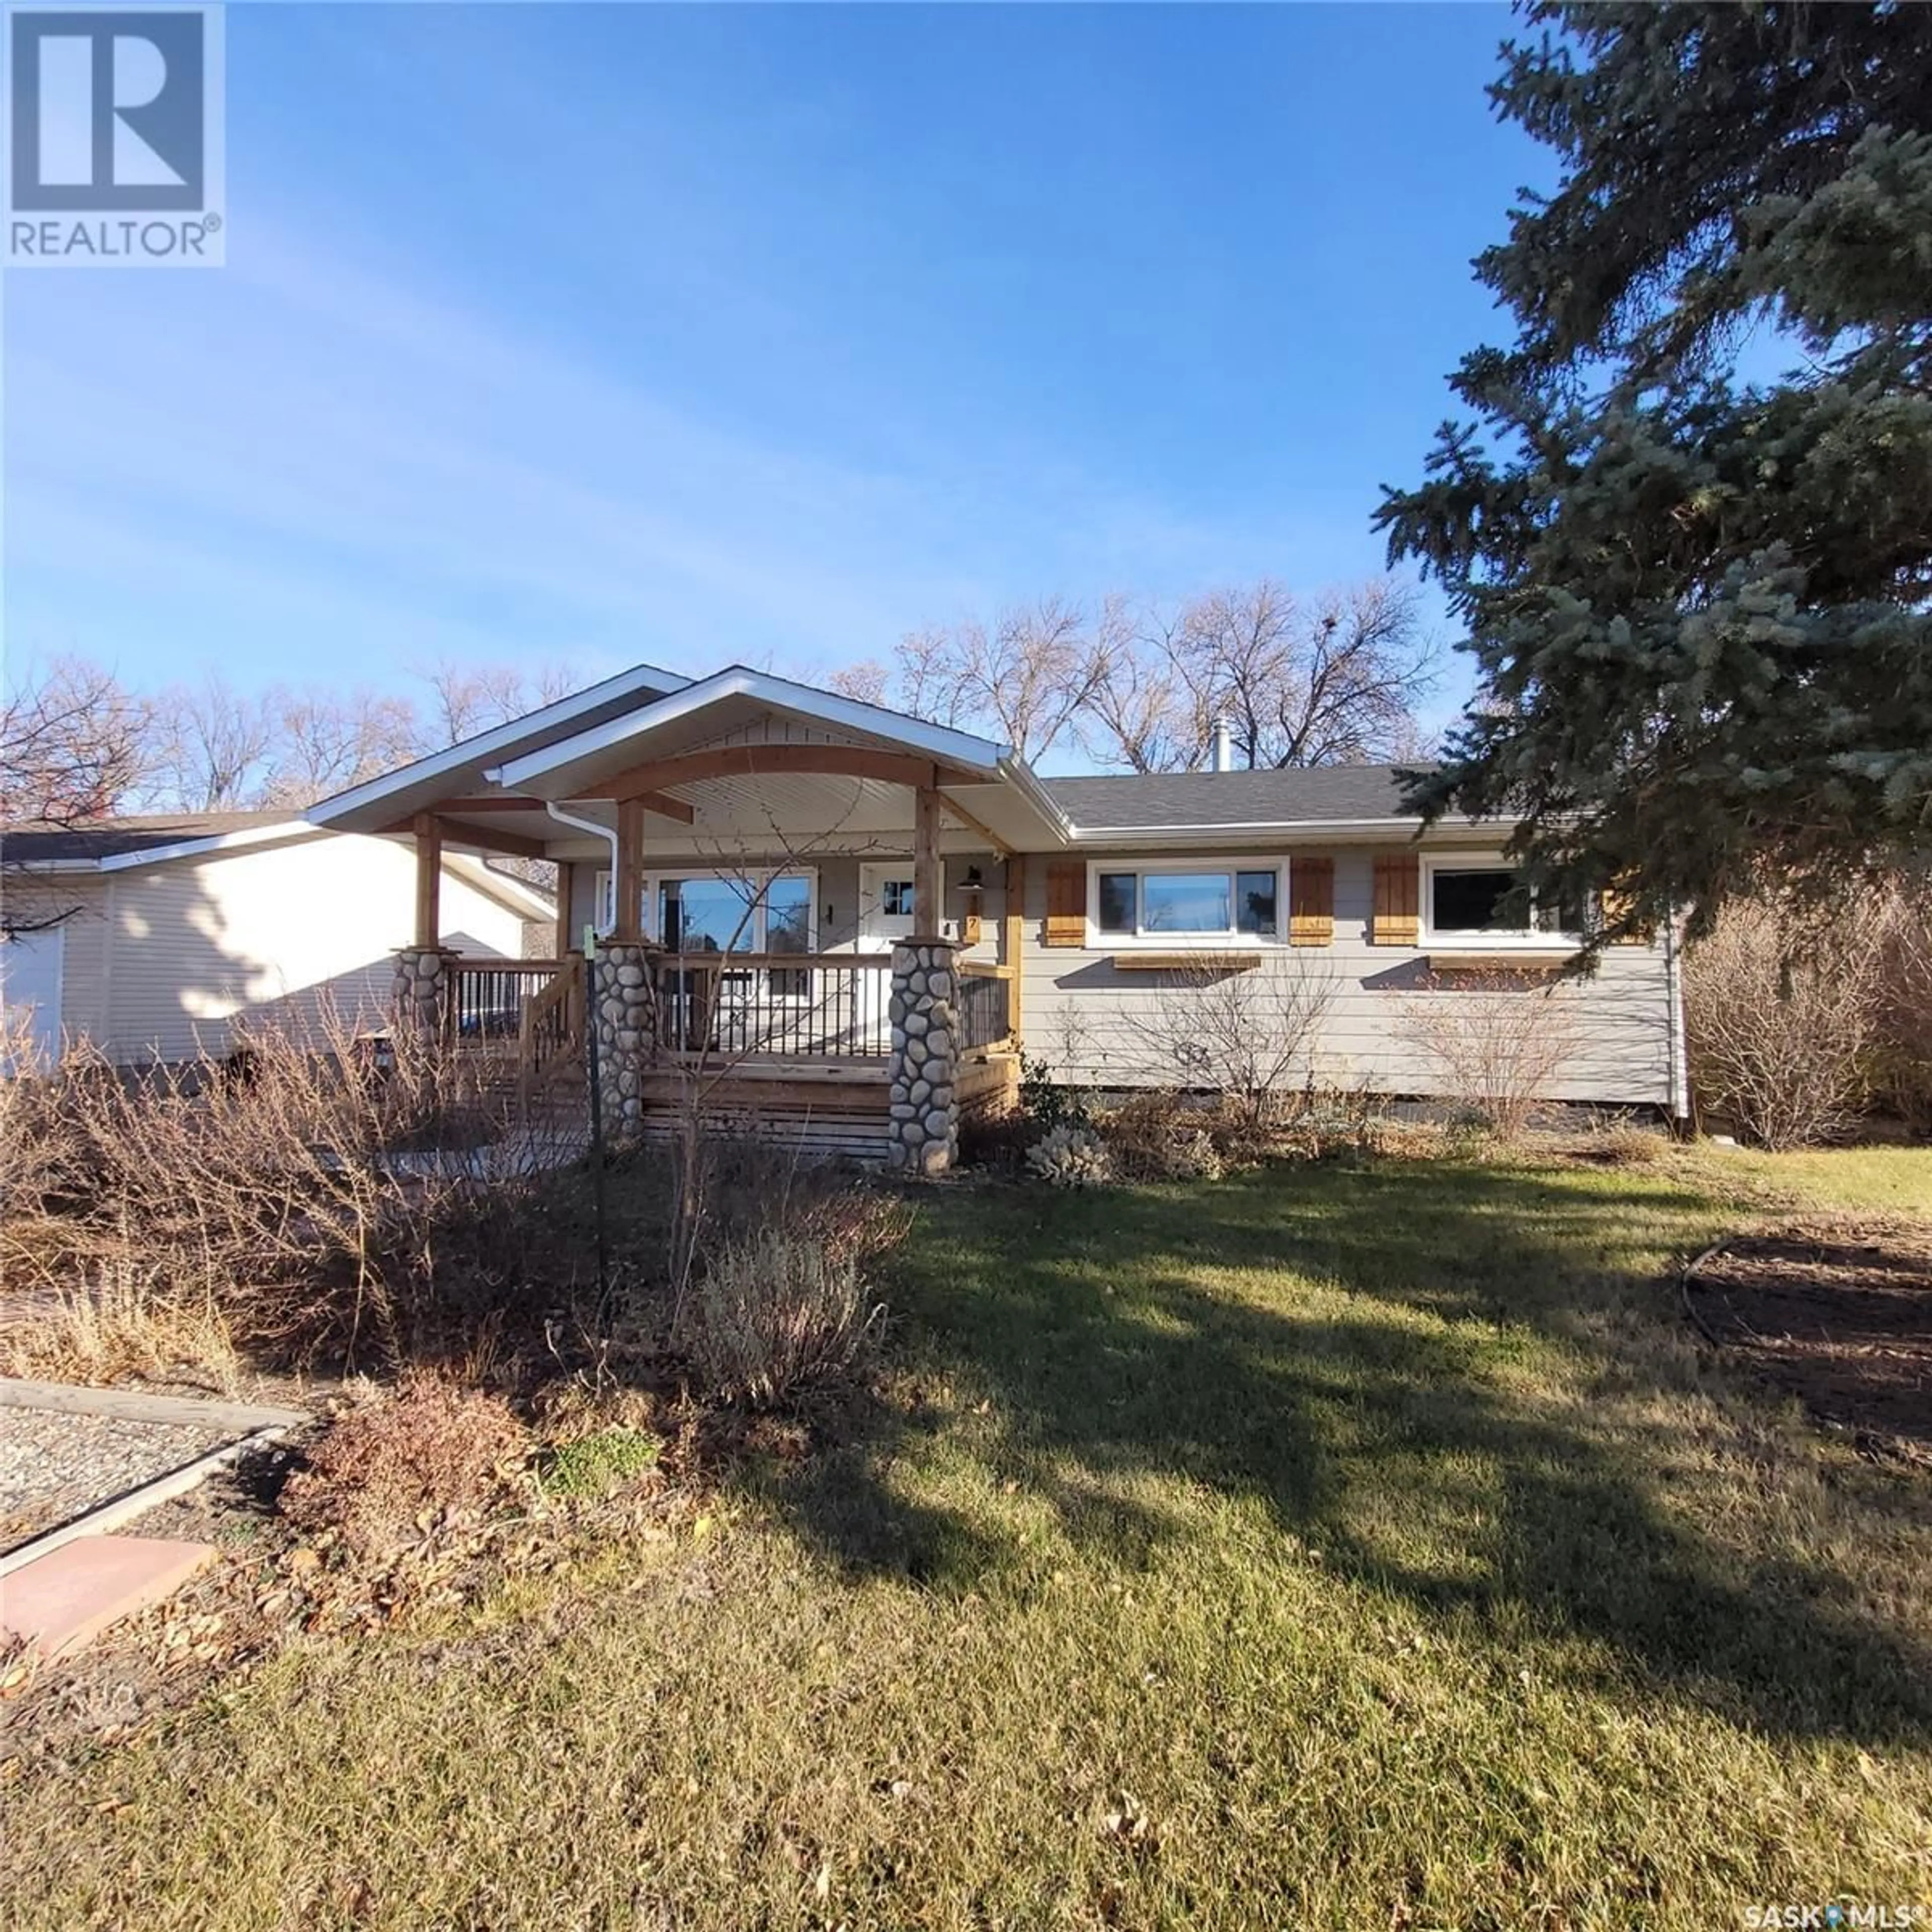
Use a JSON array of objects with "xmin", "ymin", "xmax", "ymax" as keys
[
  {"xmin": 491, "ymin": 666, "xmax": 1012, "ymax": 793},
  {"xmin": 308, "ymin": 659, "xmax": 692, "ymax": 831}
]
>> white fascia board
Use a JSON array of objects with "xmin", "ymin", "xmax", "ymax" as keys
[
  {"xmin": 491, "ymin": 667, "xmax": 1009, "ymax": 791},
  {"xmin": 1065, "ymin": 816, "xmax": 1424, "ymax": 845},
  {"xmin": 993, "ymin": 756, "xmax": 1076, "ymax": 844},
  {"xmin": 98, "ymin": 821, "xmax": 320, "ymax": 872},
  {"xmin": 307, "ymin": 659, "xmax": 691, "ymax": 827}
]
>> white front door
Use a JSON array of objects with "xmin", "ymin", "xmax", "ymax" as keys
[
  {"xmin": 1, "ymin": 925, "xmax": 65, "ymax": 1070},
  {"xmin": 858, "ymin": 863, "xmax": 920, "ymax": 951}
]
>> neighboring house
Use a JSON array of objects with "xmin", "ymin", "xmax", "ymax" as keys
[
  {"xmin": 0, "ymin": 811, "xmax": 553, "ymax": 1067},
  {"xmin": 305, "ymin": 662, "xmax": 1689, "ymax": 1164}
]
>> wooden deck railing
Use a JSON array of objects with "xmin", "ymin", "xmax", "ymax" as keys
[
  {"xmin": 451, "ymin": 959, "xmax": 569, "ymax": 1043},
  {"xmin": 654, "ymin": 952, "xmax": 895, "ymax": 1060},
  {"xmin": 956, "ymin": 962, "xmax": 1015, "ymax": 1053},
  {"xmin": 518, "ymin": 956, "xmax": 585, "ymax": 1099}
]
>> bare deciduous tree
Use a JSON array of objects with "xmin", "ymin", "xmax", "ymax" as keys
[
  {"xmin": 2, "ymin": 659, "xmax": 150, "ymax": 939},
  {"xmin": 414, "ymin": 660, "xmax": 578, "ymax": 751},
  {"xmin": 1, "ymin": 658, "xmax": 148, "ymax": 828},
  {"xmin": 1084, "ymin": 577, "xmax": 1438, "ymax": 772},
  {"xmin": 148, "ymin": 673, "xmax": 277, "ymax": 811},
  {"xmin": 836, "ymin": 597, "xmax": 1114, "ymax": 761},
  {"xmin": 263, "ymin": 687, "xmax": 422, "ymax": 806}
]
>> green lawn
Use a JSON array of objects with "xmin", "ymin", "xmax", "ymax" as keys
[{"xmin": 9, "ymin": 1149, "xmax": 1931, "ymax": 1928}]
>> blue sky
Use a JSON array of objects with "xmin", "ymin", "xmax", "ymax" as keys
[{"xmin": 4, "ymin": 2, "xmax": 1541, "ymax": 769}]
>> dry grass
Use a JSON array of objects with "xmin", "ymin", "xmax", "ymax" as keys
[{"xmin": 5, "ymin": 1145, "xmax": 1930, "ymax": 1927}]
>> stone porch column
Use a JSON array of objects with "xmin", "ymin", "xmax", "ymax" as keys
[
  {"xmin": 391, "ymin": 946, "xmax": 456, "ymax": 1039},
  {"xmin": 887, "ymin": 939, "xmax": 958, "ymax": 1176},
  {"xmin": 593, "ymin": 941, "xmax": 660, "ymax": 1140}
]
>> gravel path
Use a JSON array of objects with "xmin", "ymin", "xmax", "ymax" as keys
[{"xmin": 0, "ymin": 1407, "xmax": 238, "ymax": 1553}]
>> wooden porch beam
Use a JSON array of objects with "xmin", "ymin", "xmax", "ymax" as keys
[
  {"xmin": 412, "ymin": 812, "xmax": 441, "ymax": 950},
  {"xmin": 914, "ymin": 784, "xmax": 941, "ymax": 937},
  {"xmin": 939, "ymin": 791, "xmax": 1012, "ymax": 858},
  {"xmin": 433, "ymin": 818, "xmax": 552, "ymax": 862},
  {"xmin": 629, "ymin": 789, "xmax": 695, "ymax": 825},
  {"xmin": 613, "ymin": 797, "xmax": 646, "ymax": 941},
  {"xmin": 418, "ymin": 795, "xmax": 550, "ymax": 814},
  {"xmin": 601, "ymin": 745, "xmax": 972, "ymax": 800},
  {"xmin": 1003, "ymin": 854, "xmax": 1025, "ymax": 1046}
]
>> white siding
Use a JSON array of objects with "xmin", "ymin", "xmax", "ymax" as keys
[
  {"xmin": 96, "ymin": 834, "xmax": 533, "ymax": 1064},
  {"xmin": 1018, "ymin": 845, "xmax": 1673, "ymax": 1107}
]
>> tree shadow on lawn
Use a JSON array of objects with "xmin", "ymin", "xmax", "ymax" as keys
[{"xmin": 765, "ymin": 1159, "xmax": 1932, "ymax": 1748}]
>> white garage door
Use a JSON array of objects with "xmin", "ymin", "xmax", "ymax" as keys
[{"xmin": 1, "ymin": 925, "xmax": 65, "ymax": 1070}]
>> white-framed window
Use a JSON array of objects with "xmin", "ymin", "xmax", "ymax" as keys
[
  {"xmin": 1087, "ymin": 858, "xmax": 1284, "ymax": 945},
  {"xmin": 1420, "ymin": 856, "xmax": 1582, "ymax": 948}
]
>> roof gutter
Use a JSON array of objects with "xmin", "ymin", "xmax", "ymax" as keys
[
  {"xmin": 1064, "ymin": 815, "xmax": 1429, "ymax": 845},
  {"xmin": 544, "ymin": 802, "xmax": 618, "ymax": 938}
]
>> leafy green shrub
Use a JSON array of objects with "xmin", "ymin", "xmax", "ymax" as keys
[
  {"xmin": 1018, "ymin": 1054, "xmax": 1088, "ymax": 1131},
  {"xmin": 539, "ymin": 1427, "xmax": 661, "ymax": 1498}
]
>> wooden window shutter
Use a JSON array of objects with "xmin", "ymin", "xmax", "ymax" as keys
[
  {"xmin": 1600, "ymin": 882, "xmax": 1653, "ymax": 945},
  {"xmin": 1043, "ymin": 860, "xmax": 1086, "ymax": 948},
  {"xmin": 1287, "ymin": 856, "xmax": 1334, "ymax": 946},
  {"xmin": 1372, "ymin": 853, "xmax": 1420, "ymax": 946}
]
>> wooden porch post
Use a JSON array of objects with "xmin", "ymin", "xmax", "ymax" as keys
[
  {"xmin": 613, "ymin": 798, "xmax": 645, "ymax": 941},
  {"xmin": 1003, "ymin": 853, "xmax": 1025, "ymax": 1046},
  {"xmin": 913, "ymin": 783, "xmax": 940, "ymax": 935},
  {"xmin": 412, "ymin": 813, "xmax": 441, "ymax": 949},
  {"xmin": 553, "ymin": 859, "xmax": 577, "ymax": 957}
]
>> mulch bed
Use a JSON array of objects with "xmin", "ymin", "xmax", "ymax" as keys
[{"xmin": 1684, "ymin": 1222, "xmax": 1932, "ymax": 1460}]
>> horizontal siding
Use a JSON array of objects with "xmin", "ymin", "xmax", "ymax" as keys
[
  {"xmin": 100, "ymin": 834, "xmax": 529, "ymax": 1064},
  {"xmin": 1018, "ymin": 846, "xmax": 1672, "ymax": 1107}
]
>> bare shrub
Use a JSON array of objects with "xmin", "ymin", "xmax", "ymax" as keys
[
  {"xmin": 1683, "ymin": 895, "xmax": 1891, "ymax": 1150},
  {"xmin": 676, "ymin": 1229, "xmax": 878, "ymax": 1408},
  {"xmin": 1396, "ymin": 973, "xmax": 1584, "ymax": 1141},
  {"xmin": 1100, "ymin": 1091, "xmax": 1224, "ymax": 1181},
  {"xmin": 1025, "ymin": 1124, "xmax": 1114, "ymax": 1188},
  {"xmin": 1148, "ymin": 955, "xmax": 1338, "ymax": 1129},
  {"xmin": 1, "ymin": 1005, "xmax": 605, "ymax": 1379},
  {"xmin": 1870, "ymin": 874, "xmax": 1932, "ymax": 1133},
  {"xmin": 0, "ymin": 1015, "xmax": 88, "ymax": 1220},
  {"xmin": 281, "ymin": 1376, "xmax": 528, "ymax": 1556}
]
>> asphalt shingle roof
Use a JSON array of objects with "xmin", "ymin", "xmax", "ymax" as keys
[
  {"xmin": 0, "ymin": 810, "xmax": 295, "ymax": 864},
  {"xmin": 1042, "ymin": 763, "xmax": 1423, "ymax": 831}
]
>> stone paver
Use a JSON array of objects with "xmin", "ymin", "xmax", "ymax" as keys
[{"xmin": 0, "ymin": 1535, "xmax": 215, "ymax": 1658}]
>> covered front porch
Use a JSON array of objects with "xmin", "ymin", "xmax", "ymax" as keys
[{"xmin": 316, "ymin": 668, "xmax": 1061, "ymax": 1167}]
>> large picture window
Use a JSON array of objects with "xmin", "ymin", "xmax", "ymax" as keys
[
  {"xmin": 1092, "ymin": 862, "xmax": 1281, "ymax": 942},
  {"xmin": 594, "ymin": 868, "xmax": 817, "ymax": 957}
]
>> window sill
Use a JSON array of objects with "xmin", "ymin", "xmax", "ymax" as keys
[
  {"xmin": 1424, "ymin": 948, "xmax": 1573, "ymax": 972},
  {"xmin": 1111, "ymin": 951, "xmax": 1263, "ymax": 973}
]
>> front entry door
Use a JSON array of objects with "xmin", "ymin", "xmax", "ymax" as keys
[{"xmin": 858, "ymin": 862, "xmax": 919, "ymax": 951}]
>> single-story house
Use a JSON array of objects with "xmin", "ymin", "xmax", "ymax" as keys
[
  {"xmin": 305, "ymin": 661, "xmax": 1689, "ymax": 1166},
  {"xmin": 0, "ymin": 812, "xmax": 554, "ymax": 1068}
]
